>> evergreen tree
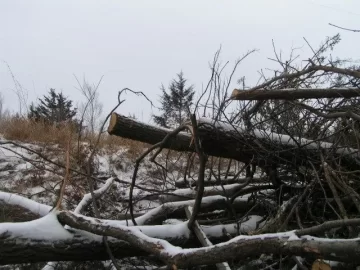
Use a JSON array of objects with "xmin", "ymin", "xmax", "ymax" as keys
[
  {"xmin": 153, "ymin": 72, "xmax": 195, "ymax": 128},
  {"xmin": 28, "ymin": 89, "xmax": 77, "ymax": 124}
]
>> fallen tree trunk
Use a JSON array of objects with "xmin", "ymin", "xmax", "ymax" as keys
[
  {"xmin": 0, "ymin": 235, "xmax": 144, "ymax": 264},
  {"xmin": 230, "ymin": 88, "xmax": 360, "ymax": 100},
  {"xmin": 175, "ymin": 177, "xmax": 267, "ymax": 188},
  {"xmin": 0, "ymin": 212, "xmax": 261, "ymax": 265},
  {"xmin": 59, "ymin": 211, "xmax": 360, "ymax": 267},
  {"xmin": 107, "ymin": 113, "xmax": 360, "ymax": 168}
]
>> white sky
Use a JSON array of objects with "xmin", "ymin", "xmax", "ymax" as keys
[{"xmin": 1, "ymin": 0, "xmax": 359, "ymax": 122}]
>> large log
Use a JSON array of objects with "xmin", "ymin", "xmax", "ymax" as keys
[
  {"xmin": 107, "ymin": 113, "xmax": 360, "ymax": 168},
  {"xmin": 231, "ymin": 88, "xmax": 360, "ymax": 100},
  {"xmin": 0, "ymin": 212, "xmax": 261, "ymax": 265}
]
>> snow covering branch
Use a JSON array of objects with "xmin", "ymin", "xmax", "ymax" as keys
[
  {"xmin": 74, "ymin": 177, "xmax": 115, "ymax": 214},
  {"xmin": 58, "ymin": 211, "xmax": 360, "ymax": 267},
  {"xmin": 0, "ymin": 191, "xmax": 51, "ymax": 216},
  {"xmin": 0, "ymin": 177, "xmax": 115, "ymax": 217},
  {"xmin": 0, "ymin": 210, "xmax": 260, "ymax": 265}
]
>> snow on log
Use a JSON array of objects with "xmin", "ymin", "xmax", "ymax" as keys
[
  {"xmin": 2, "ymin": 209, "xmax": 360, "ymax": 265},
  {"xmin": 175, "ymin": 177, "xmax": 267, "ymax": 188},
  {"xmin": 159, "ymin": 183, "xmax": 272, "ymax": 203},
  {"xmin": 74, "ymin": 177, "xmax": 115, "ymax": 214},
  {"xmin": 0, "ymin": 211, "xmax": 261, "ymax": 264},
  {"xmin": 0, "ymin": 191, "xmax": 258, "ymax": 226},
  {"xmin": 59, "ymin": 211, "xmax": 360, "ymax": 267},
  {"xmin": 107, "ymin": 113, "xmax": 360, "ymax": 168},
  {"xmin": 230, "ymin": 88, "xmax": 360, "ymax": 100},
  {"xmin": 132, "ymin": 195, "xmax": 240, "ymax": 225}
]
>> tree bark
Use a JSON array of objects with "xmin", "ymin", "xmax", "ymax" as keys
[
  {"xmin": 230, "ymin": 88, "xmax": 360, "ymax": 100},
  {"xmin": 59, "ymin": 211, "xmax": 360, "ymax": 267},
  {"xmin": 0, "ymin": 235, "xmax": 145, "ymax": 265},
  {"xmin": 107, "ymin": 113, "xmax": 360, "ymax": 168},
  {"xmin": 0, "ymin": 213, "xmax": 258, "ymax": 265}
]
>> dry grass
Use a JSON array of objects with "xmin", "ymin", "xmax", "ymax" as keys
[
  {"xmin": 1, "ymin": 117, "xmax": 147, "ymax": 160},
  {"xmin": 1, "ymin": 117, "xmax": 74, "ymax": 148}
]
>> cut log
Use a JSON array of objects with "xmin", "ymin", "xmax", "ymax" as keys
[
  {"xmin": 230, "ymin": 88, "xmax": 360, "ymax": 100},
  {"xmin": 108, "ymin": 113, "xmax": 360, "ymax": 169},
  {"xmin": 108, "ymin": 112, "xmax": 192, "ymax": 152}
]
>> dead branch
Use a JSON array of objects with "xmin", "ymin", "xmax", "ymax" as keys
[{"xmin": 230, "ymin": 88, "xmax": 360, "ymax": 100}]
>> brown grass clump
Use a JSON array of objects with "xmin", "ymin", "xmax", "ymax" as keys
[
  {"xmin": 1, "ymin": 117, "xmax": 147, "ymax": 160},
  {"xmin": 1, "ymin": 117, "xmax": 74, "ymax": 148}
]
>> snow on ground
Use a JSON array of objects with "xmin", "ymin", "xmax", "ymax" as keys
[{"xmin": 0, "ymin": 137, "xmax": 183, "ymax": 217}]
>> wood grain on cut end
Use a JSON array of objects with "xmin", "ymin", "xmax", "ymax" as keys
[
  {"xmin": 107, "ymin": 113, "xmax": 118, "ymax": 134},
  {"xmin": 230, "ymin": 89, "xmax": 241, "ymax": 99}
]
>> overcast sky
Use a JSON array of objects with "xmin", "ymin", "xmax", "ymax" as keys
[{"xmin": 1, "ymin": 0, "xmax": 359, "ymax": 122}]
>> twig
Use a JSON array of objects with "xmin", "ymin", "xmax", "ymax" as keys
[{"xmin": 329, "ymin": 23, "xmax": 360, "ymax": 32}]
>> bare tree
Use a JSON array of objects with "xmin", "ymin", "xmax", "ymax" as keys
[
  {"xmin": 75, "ymin": 76, "xmax": 104, "ymax": 134},
  {"xmin": 3, "ymin": 61, "xmax": 29, "ymax": 116}
]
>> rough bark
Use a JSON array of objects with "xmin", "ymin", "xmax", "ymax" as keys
[
  {"xmin": 108, "ymin": 113, "xmax": 191, "ymax": 152},
  {"xmin": 0, "ymin": 235, "xmax": 145, "ymax": 265},
  {"xmin": 231, "ymin": 88, "xmax": 360, "ymax": 100},
  {"xmin": 0, "ymin": 217, "xmax": 254, "ymax": 265},
  {"xmin": 2, "ymin": 211, "xmax": 360, "ymax": 266},
  {"xmin": 59, "ymin": 211, "xmax": 360, "ymax": 267},
  {"xmin": 107, "ymin": 113, "xmax": 360, "ymax": 168}
]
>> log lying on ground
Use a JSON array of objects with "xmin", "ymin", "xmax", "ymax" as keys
[
  {"xmin": 0, "ymin": 211, "xmax": 261, "ymax": 265},
  {"xmin": 59, "ymin": 212, "xmax": 360, "ymax": 266},
  {"xmin": 230, "ymin": 88, "xmax": 360, "ymax": 100},
  {"xmin": 3, "ymin": 211, "xmax": 359, "ymax": 266},
  {"xmin": 0, "ymin": 189, "xmax": 264, "ymax": 227},
  {"xmin": 175, "ymin": 174, "xmax": 298, "ymax": 188},
  {"xmin": 159, "ymin": 184, "xmax": 273, "ymax": 203},
  {"xmin": 108, "ymin": 113, "xmax": 360, "ymax": 168},
  {"xmin": 175, "ymin": 176, "xmax": 267, "ymax": 188}
]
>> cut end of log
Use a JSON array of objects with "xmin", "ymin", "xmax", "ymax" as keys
[
  {"xmin": 230, "ymin": 89, "xmax": 241, "ymax": 100},
  {"xmin": 107, "ymin": 113, "xmax": 118, "ymax": 134}
]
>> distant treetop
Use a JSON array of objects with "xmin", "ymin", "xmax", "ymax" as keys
[
  {"xmin": 28, "ymin": 88, "xmax": 77, "ymax": 124},
  {"xmin": 153, "ymin": 72, "xmax": 195, "ymax": 128}
]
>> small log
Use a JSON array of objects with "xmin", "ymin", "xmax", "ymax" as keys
[
  {"xmin": 159, "ymin": 184, "xmax": 272, "ymax": 203},
  {"xmin": 175, "ymin": 177, "xmax": 267, "ymax": 188},
  {"xmin": 231, "ymin": 88, "xmax": 360, "ymax": 100}
]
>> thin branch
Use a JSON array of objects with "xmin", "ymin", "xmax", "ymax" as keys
[{"xmin": 329, "ymin": 23, "xmax": 360, "ymax": 32}]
